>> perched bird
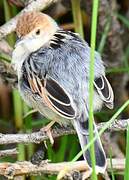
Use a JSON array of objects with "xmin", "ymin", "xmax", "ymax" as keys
[{"xmin": 12, "ymin": 11, "xmax": 114, "ymax": 174}]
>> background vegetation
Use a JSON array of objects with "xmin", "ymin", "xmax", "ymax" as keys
[{"xmin": 0, "ymin": 0, "xmax": 129, "ymax": 179}]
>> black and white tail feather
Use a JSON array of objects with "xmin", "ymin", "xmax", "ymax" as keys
[{"xmin": 73, "ymin": 117, "xmax": 106, "ymax": 174}]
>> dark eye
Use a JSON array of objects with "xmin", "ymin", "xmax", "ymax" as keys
[{"xmin": 35, "ymin": 29, "xmax": 40, "ymax": 35}]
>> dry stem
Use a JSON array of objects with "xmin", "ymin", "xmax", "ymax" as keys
[
  {"xmin": 0, "ymin": 148, "xmax": 18, "ymax": 157},
  {"xmin": 0, "ymin": 159, "xmax": 125, "ymax": 179},
  {"xmin": 0, "ymin": 119, "xmax": 128, "ymax": 145}
]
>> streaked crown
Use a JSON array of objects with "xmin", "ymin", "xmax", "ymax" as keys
[{"xmin": 16, "ymin": 11, "xmax": 58, "ymax": 37}]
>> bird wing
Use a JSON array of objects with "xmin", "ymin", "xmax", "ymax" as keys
[
  {"xmin": 26, "ymin": 69, "xmax": 76, "ymax": 119},
  {"xmin": 94, "ymin": 75, "xmax": 114, "ymax": 109}
]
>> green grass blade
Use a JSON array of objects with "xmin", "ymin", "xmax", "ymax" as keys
[
  {"xmin": 71, "ymin": 0, "xmax": 84, "ymax": 38},
  {"xmin": 13, "ymin": 90, "xmax": 23, "ymax": 129},
  {"xmin": 109, "ymin": 149, "xmax": 115, "ymax": 180},
  {"xmin": 116, "ymin": 13, "xmax": 129, "ymax": 29},
  {"xmin": 55, "ymin": 136, "xmax": 68, "ymax": 162},
  {"xmin": 3, "ymin": 0, "xmax": 15, "ymax": 46},
  {"xmin": 23, "ymin": 103, "xmax": 34, "ymax": 159},
  {"xmin": 0, "ymin": 53, "xmax": 11, "ymax": 62},
  {"xmin": 123, "ymin": 44, "xmax": 129, "ymax": 71},
  {"xmin": 124, "ymin": 124, "xmax": 129, "ymax": 180},
  {"xmin": 98, "ymin": 19, "xmax": 110, "ymax": 54},
  {"xmin": 88, "ymin": 0, "xmax": 100, "ymax": 179},
  {"xmin": 68, "ymin": 135, "xmax": 79, "ymax": 160},
  {"xmin": 106, "ymin": 67, "xmax": 129, "ymax": 74}
]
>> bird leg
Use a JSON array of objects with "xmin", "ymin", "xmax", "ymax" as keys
[{"xmin": 40, "ymin": 120, "xmax": 56, "ymax": 145}]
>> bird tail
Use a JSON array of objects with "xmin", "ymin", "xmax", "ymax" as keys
[{"xmin": 73, "ymin": 115, "xmax": 106, "ymax": 174}]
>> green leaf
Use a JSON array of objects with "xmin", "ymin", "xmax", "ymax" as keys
[{"xmin": 124, "ymin": 124, "xmax": 129, "ymax": 180}]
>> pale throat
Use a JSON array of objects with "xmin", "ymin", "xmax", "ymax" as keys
[{"xmin": 12, "ymin": 44, "xmax": 30, "ymax": 78}]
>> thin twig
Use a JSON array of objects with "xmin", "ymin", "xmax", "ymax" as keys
[
  {"xmin": 0, "ymin": 148, "xmax": 18, "ymax": 157},
  {"xmin": 0, "ymin": 126, "xmax": 75, "ymax": 145},
  {"xmin": 97, "ymin": 119, "xmax": 129, "ymax": 131},
  {"xmin": 0, "ymin": 119, "xmax": 128, "ymax": 145},
  {"xmin": 0, "ymin": 159, "xmax": 125, "ymax": 179}
]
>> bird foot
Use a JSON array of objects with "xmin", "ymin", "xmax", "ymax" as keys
[
  {"xmin": 40, "ymin": 121, "xmax": 56, "ymax": 145},
  {"xmin": 57, "ymin": 166, "xmax": 71, "ymax": 180},
  {"xmin": 82, "ymin": 169, "xmax": 92, "ymax": 180},
  {"xmin": 57, "ymin": 165, "xmax": 92, "ymax": 180}
]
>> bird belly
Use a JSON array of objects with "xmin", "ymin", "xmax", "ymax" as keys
[{"xmin": 93, "ymin": 91, "xmax": 103, "ymax": 111}]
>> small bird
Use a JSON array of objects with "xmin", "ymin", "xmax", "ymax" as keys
[{"xmin": 12, "ymin": 11, "xmax": 114, "ymax": 174}]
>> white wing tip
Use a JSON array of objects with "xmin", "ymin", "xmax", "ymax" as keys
[{"xmin": 88, "ymin": 163, "xmax": 107, "ymax": 175}]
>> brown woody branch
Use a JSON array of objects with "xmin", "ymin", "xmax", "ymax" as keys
[
  {"xmin": 0, "ymin": 125, "xmax": 75, "ymax": 145},
  {"xmin": 0, "ymin": 148, "xmax": 18, "ymax": 157},
  {"xmin": 0, "ymin": 119, "xmax": 128, "ymax": 145},
  {"xmin": 0, "ymin": 159, "xmax": 125, "ymax": 179}
]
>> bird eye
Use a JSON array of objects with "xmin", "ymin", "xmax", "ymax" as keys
[{"xmin": 35, "ymin": 29, "xmax": 40, "ymax": 35}]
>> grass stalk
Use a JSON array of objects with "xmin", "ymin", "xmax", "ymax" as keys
[
  {"xmin": 13, "ymin": 90, "xmax": 23, "ymax": 129},
  {"xmin": 88, "ymin": 0, "xmax": 100, "ymax": 179},
  {"xmin": 116, "ymin": 13, "xmax": 129, "ymax": 29},
  {"xmin": 68, "ymin": 136, "xmax": 79, "ymax": 160},
  {"xmin": 124, "ymin": 124, "xmax": 129, "ymax": 180},
  {"xmin": 109, "ymin": 149, "xmax": 115, "ymax": 180},
  {"xmin": 23, "ymin": 103, "xmax": 34, "ymax": 159},
  {"xmin": 0, "ymin": 53, "xmax": 11, "ymax": 62},
  {"xmin": 55, "ymin": 136, "xmax": 68, "ymax": 162},
  {"xmin": 71, "ymin": 0, "xmax": 84, "ymax": 38},
  {"xmin": 98, "ymin": 19, "xmax": 110, "ymax": 54},
  {"xmin": 3, "ymin": 0, "xmax": 15, "ymax": 46}
]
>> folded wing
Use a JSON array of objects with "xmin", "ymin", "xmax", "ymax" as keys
[
  {"xmin": 94, "ymin": 75, "xmax": 114, "ymax": 109},
  {"xmin": 26, "ymin": 68, "xmax": 76, "ymax": 119}
]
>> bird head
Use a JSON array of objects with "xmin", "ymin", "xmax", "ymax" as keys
[{"xmin": 15, "ymin": 11, "xmax": 59, "ymax": 53}]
